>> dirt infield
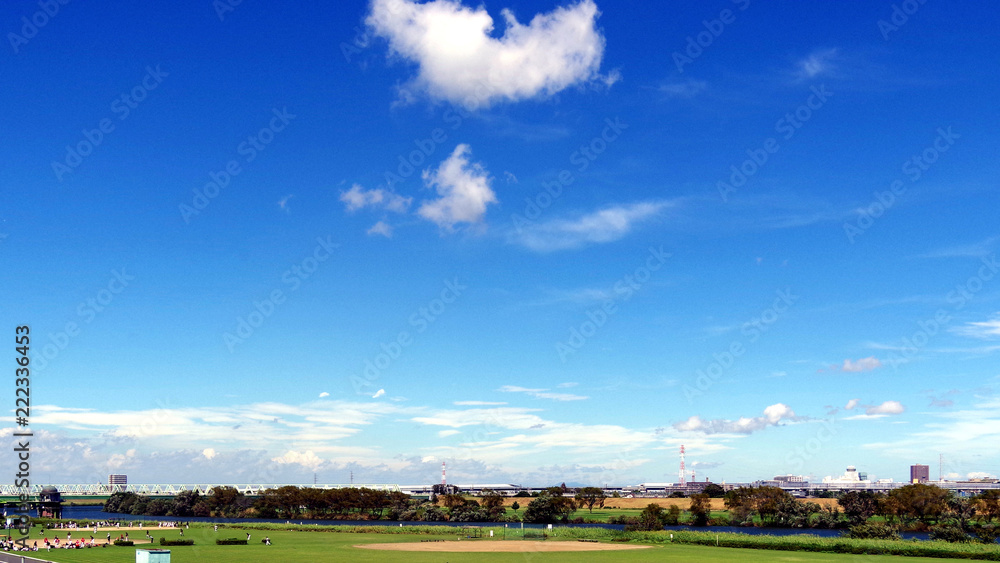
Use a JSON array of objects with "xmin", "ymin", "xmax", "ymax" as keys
[{"xmin": 357, "ymin": 541, "xmax": 653, "ymax": 552}]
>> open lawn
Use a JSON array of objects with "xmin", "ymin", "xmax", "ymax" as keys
[{"xmin": 19, "ymin": 524, "xmax": 995, "ymax": 563}]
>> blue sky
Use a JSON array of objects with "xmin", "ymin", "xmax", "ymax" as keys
[{"xmin": 2, "ymin": 0, "xmax": 999, "ymax": 487}]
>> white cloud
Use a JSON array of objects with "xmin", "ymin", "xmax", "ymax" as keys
[
  {"xmin": 866, "ymin": 400, "xmax": 904, "ymax": 415},
  {"xmin": 418, "ymin": 144, "xmax": 497, "ymax": 229},
  {"xmin": 954, "ymin": 314, "xmax": 1000, "ymax": 339},
  {"xmin": 366, "ymin": 0, "xmax": 613, "ymax": 107},
  {"xmin": 845, "ymin": 398, "xmax": 859, "ymax": 410},
  {"xmin": 438, "ymin": 429, "xmax": 461, "ymax": 437},
  {"xmin": 658, "ymin": 79, "xmax": 707, "ymax": 98},
  {"xmin": 841, "ymin": 357, "xmax": 882, "ymax": 372},
  {"xmin": 367, "ymin": 220, "xmax": 394, "ymax": 238},
  {"xmin": 319, "ymin": 392, "xmax": 330, "ymax": 398},
  {"xmin": 511, "ymin": 201, "xmax": 669, "ymax": 252},
  {"xmin": 272, "ymin": 450, "xmax": 325, "ymax": 470},
  {"xmin": 202, "ymin": 448, "xmax": 217, "ymax": 460},
  {"xmin": 674, "ymin": 403, "xmax": 800, "ymax": 435},
  {"xmin": 794, "ymin": 48, "xmax": 838, "ymax": 81},
  {"xmin": 372, "ymin": 389, "xmax": 386, "ymax": 399},
  {"xmin": 339, "ymin": 183, "xmax": 411, "ymax": 213},
  {"xmin": 453, "ymin": 400, "xmax": 507, "ymax": 406},
  {"xmin": 498, "ymin": 385, "xmax": 588, "ymax": 401}
]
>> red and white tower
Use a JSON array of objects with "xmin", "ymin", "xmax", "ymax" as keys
[
  {"xmin": 441, "ymin": 461, "xmax": 447, "ymax": 487},
  {"xmin": 679, "ymin": 445, "xmax": 686, "ymax": 486}
]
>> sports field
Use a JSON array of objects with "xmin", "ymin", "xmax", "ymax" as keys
[{"xmin": 14, "ymin": 524, "xmax": 986, "ymax": 563}]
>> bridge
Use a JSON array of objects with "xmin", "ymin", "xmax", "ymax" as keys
[{"xmin": 0, "ymin": 483, "xmax": 401, "ymax": 497}]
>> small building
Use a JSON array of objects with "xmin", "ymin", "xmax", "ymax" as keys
[
  {"xmin": 136, "ymin": 549, "xmax": 170, "ymax": 563},
  {"xmin": 910, "ymin": 464, "xmax": 930, "ymax": 484},
  {"xmin": 38, "ymin": 486, "xmax": 63, "ymax": 519}
]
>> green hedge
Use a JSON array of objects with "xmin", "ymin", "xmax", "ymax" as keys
[
  {"xmin": 113, "ymin": 540, "xmax": 134, "ymax": 546},
  {"xmin": 216, "ymin": 538, "xmax": 248, "ymax": 545},
  {"xmin": 159, "ymin": 538, "xmax": 194, "ymax": 546}
]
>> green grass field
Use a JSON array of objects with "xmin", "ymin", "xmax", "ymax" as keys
[{"xmin": 15, "ymin": 524, "xmax": 995, "ymax": 563}]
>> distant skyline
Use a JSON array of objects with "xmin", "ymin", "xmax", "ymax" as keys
[{"xmin": 2, "ymin": 0, "xmax": 999, "ymax": 487}]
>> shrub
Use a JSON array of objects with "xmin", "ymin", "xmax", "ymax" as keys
[
  {"xmin": 113, "ymin": 540, "xmax": 133, "ymax": 546},
  {"xmin": 846, "ymin": 523, "xmax": 901, "ymax": 540},
  {"xmin": 974, "ymin": 524, "xmax": 1000, "ymax": 545},
  {"xmin": 215, "ymin": 538, "xmax": 248, "ymax": 545},
  {"xmin": 929, "ymin": 524, "xmax": 973, "ymax": 543},
  {"xmin": 159, "ymin": 538, "xmax": 195, "ymax": 546}
]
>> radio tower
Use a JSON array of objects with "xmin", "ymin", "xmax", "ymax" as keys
[
  {"xmin": 441, "ymin": 461, "xmax": 447, "ymax": 487},
  {"xmin": 679, "ymin": 445, "xmax": 686, "ymax": 486}
]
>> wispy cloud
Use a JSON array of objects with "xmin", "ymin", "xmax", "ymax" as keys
[
  {"xmin": 918, "ymin": 237, "xmax": 999, "ymax": 259},
  {"xmin": 841, "ymin": 356, "xmax": 882, "ymax": 372},
  {"xmin": 340, "ymin": 183, "xmax": 411, "ymax": 213},
  {"xmin": 510, "ymin": 201, "xmax": 670, "ymax": 252},
  {"xmin": 498, "ymin": 385, "xmax": 588, "ymax": 402},
  {"xmin": 953, "ymin": 314, "xmax": 1000, "ymax": 339},
  {"xmin": 793, "ymin": 48, "xmax": 838, "ymax": 81},
  {"xmin": 658, "ymin": 79, "xmax": 707, "ymax": 99}
]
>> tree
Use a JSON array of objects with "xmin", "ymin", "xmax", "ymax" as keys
[
  {"xmin": 889, "ymin": 484, "xmax": 951, "ymax": 524},
  {"xmin": 511, "ymin": 501, "xmax": 520, "ymax": 514},
  {"xmin": 689, "ymin": 493, "xmax": 712, "ymax": 526},
  {"xmin": 574, "ymin": 487, "xmax": 607, "ymax": 513},
  {"xmin": 522, "ymin": 493, "xmax": 577, "ymax": 524},
  {"xmin": 440, "ymin": 494, "xmax": 467, "ymax": 510},
  {"xmin": 702, "ymin": 483, "xmax": 726, "ymax": 498},
  {"xmin": 665, "ymin": 505, "xmax": 682, "ymax": 525},
  {"xmin": 975, "ymin": 490, "xmax": 1000, "ymax": 522},
  {"xmin": 839, "ymin": 491, "xmax": 881, "ymax": 525},
  {"xmin": 631, "ymin": 503, "xmax": 667, "ymax": 531},
  {"xmin": 479, "ymin": 489, "xmax": 505, "ymax": 521}
]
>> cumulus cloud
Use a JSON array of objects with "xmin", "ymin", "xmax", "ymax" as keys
[
  {"xmin": 366, "ymin": 0, "xmax": 613, "ymax": 107},
  {"xmin": 841, "ymin": 357, "xmax": 882, "ymax": 372},
  {"xmin": 319, "ymin": 392, "xmax": 330, "ymax": 398},
  {"xmin": 202, "ymin": 448, "xmax": 217, "ymax": 460},
  {"xmin": 340, "ymin": 183, "xmax": 412, "ymax": 213},
  {"xmin": 845, "ymin": 398, "xmax": 859, "ymax": 410},
  {"xmin": 674, "ymin": 403, "xmax": 800, "ymax": 435},
  {"xmin": 372, "ymin": 389, "xmax": 386, "ymax": 399},
  {"xmin": 511, "ymin": 201, "xmax": 669, "ymax": 252},
  {"xmin": 367, "ymin": 220, "xmax": 394, "ymax": 238},
  {"xmin": 418, "ymin": 144, "xmax": 497, "ymax": 229},
  {"xmin": 498, "ymin": 385, "xmax": 587, "ymax": 401},
  {"xmin": 272, "ymin": 450, "xmax": 325, "ymax": 470}
]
